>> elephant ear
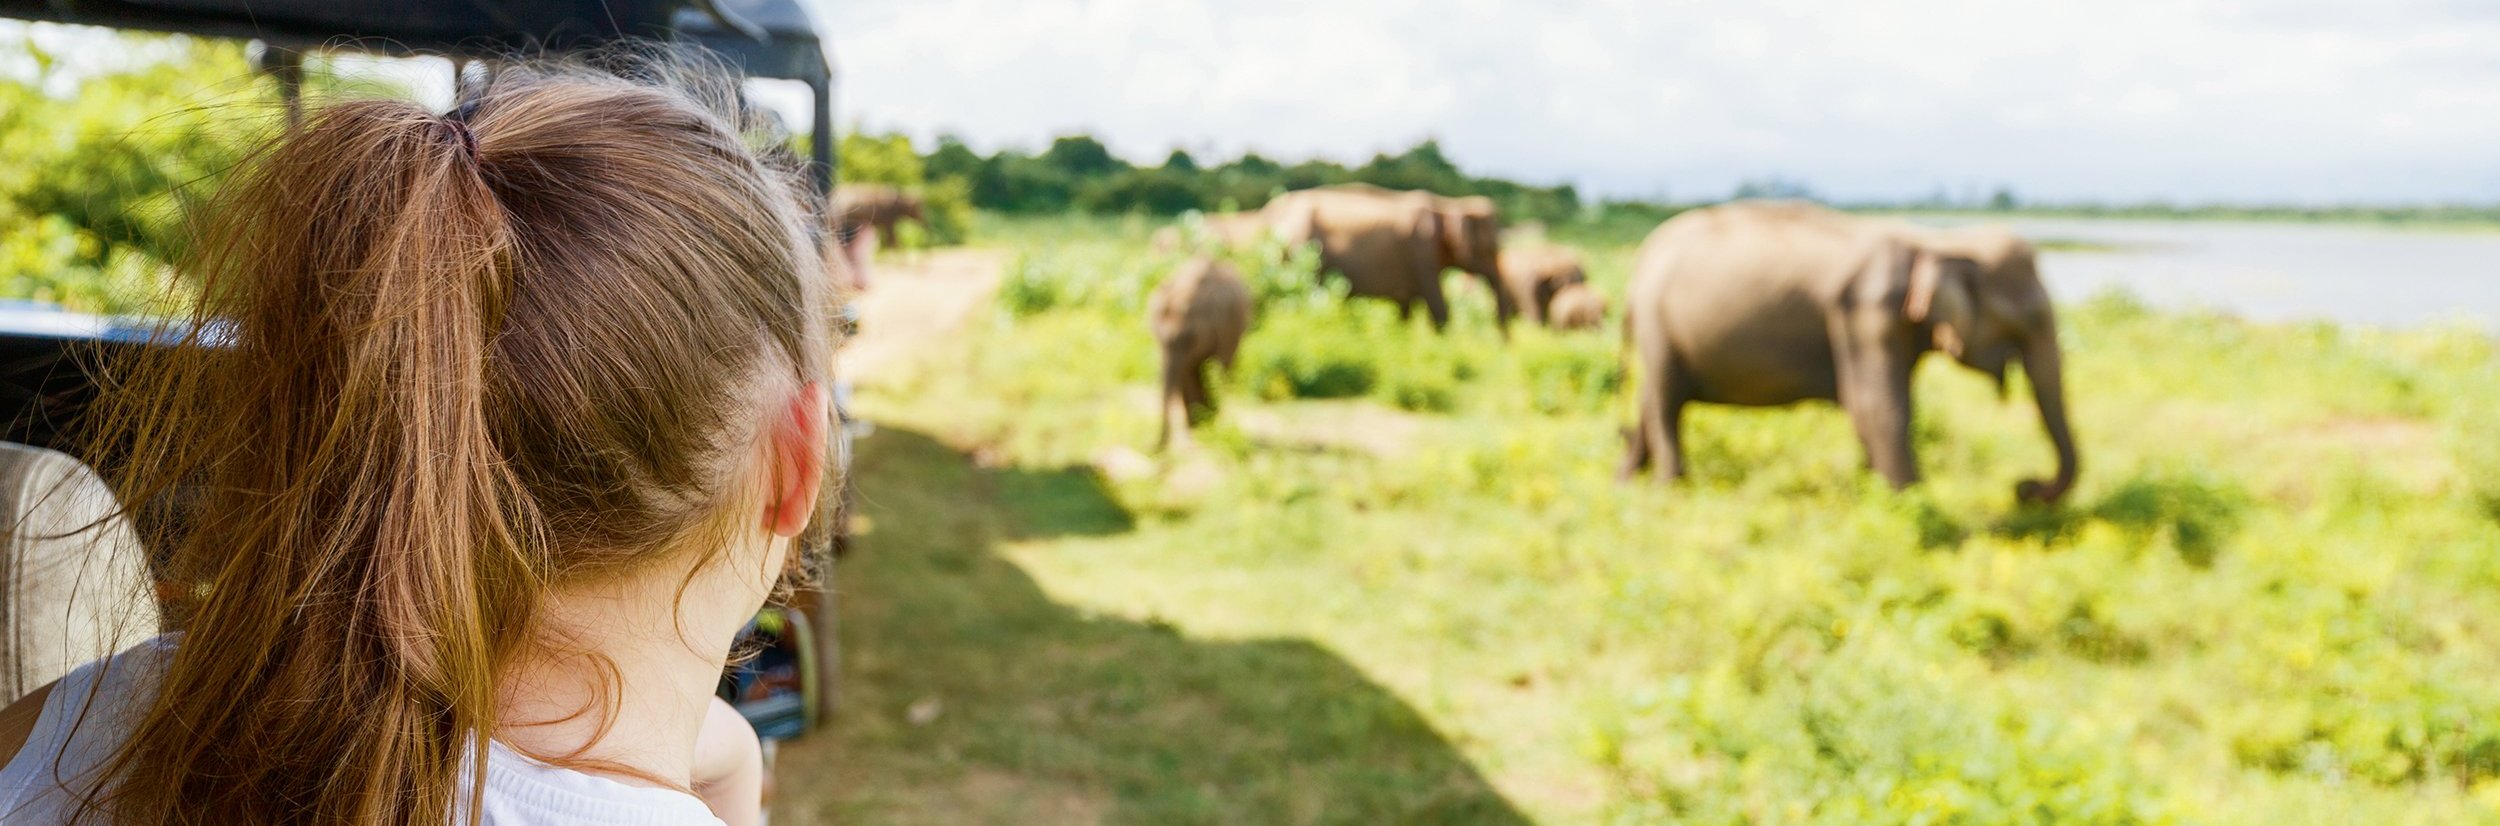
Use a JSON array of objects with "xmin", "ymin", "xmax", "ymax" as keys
[{"xmin": 1904, "ymin": 249, "xmax": 1977, "ymax": 358}]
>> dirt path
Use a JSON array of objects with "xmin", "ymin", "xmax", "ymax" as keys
[{"xmin": 840, "ymin": 248, "xmax": 1008, "ymax": 385}]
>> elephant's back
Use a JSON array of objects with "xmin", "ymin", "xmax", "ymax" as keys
[
  {"xmin": 1297, "ymin": 192, "xmax": 1433, "ymax": 294},
  {"xmin": 1305, "ymin": 190, "xmax": 1428, "ymax": 238},
  {"xmin": 1500, "ymin": 246, "xmax": 1583, "ymax": 288},
  {"xmin": 834, "ymin": 182, "xmax": 902, "ymax": 210},
  {"xmin": 1631, "ymin": 201, "xmax": 1873, "ymax": 404},
  {"xmin": 1549, "ymin": 284, "xmax": 1606, "ymax": 330},
  {"xmin": 1151, "ymin": 258, "xmax": 1251, "ymax": 357}
]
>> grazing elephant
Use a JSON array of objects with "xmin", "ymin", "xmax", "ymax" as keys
[
  {"xmin": 1430, "ymin": 194, "xmax": 1508, "ymax": 328},
  {"xmin": 1620, "ymin": 200, "xmax": 2078, "ymax": 502},
  {"xmin": 1547, "ymin": 283, "xmax": 1606, "ymax": 330},
  {"xmin": 1265, "ymin": 185, "xmax": 1514, "ymax": 332},
  {"xmin": 1498, "ymin": 245, "xmax": 1588, "ymax": 325},
  {"xmin": 825, "ymin": 210, "xmax": 879, "ymax": 295},
  {"xmin": 1150, "ymin": 257, "xmax": 1253, "ymax": 449},
  {"xmin": 833, "ymin": 183, "xmax": 926, "ymax": 244}
]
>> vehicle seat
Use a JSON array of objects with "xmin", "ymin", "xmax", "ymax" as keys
[{"xmin": 0, "ymin": 442, "xmax": 159, "ymax": 705}]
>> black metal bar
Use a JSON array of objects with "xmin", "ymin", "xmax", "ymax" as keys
[
  {"xmin": 810, "ymin": 76, "xmax": 836, "ymax": 195},
  {"xmin": 261, "ymin": 47, "xmax": 306, "ymax": 128}
]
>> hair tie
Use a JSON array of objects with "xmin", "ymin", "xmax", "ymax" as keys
[
  {"xmin": 444, "ymin": 99, "xmax": 484, "ymax": 161},
  {"xmin": 443, "ymin": 120, "xmax": 480, "ymax": 161}
]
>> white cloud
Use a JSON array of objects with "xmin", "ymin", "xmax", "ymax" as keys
[{"xmin": 813, "ymin": 0, "xmax": 2500, "ymax": 203}]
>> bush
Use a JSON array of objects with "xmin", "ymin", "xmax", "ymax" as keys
[
  {"xmin": 1201, "ymin": 225, "xmax": 1326, "ymax": 311},
  {"xmin": 837, "ymin": 130, "xmax": 927, "ymax": 188},
  {"xmin": 1244, "ymin": 349, "xmax": 1375, "ymax": 400},
  {"xmin": 996, "ymin": 253, "xmax": 1065, "ymax": 318},
  {"xmin": 0, "ymin": 212, "xmax": 162, "ymax": 314},
  {"xmin": 1234, "ymin": 312, "xmax": 1378, "ymax": 401},
  {"xmin": 1507, "ymin": 334, "xmax": 1623, "ymax": 415},
  {"xmin": 913, "ymin": 176, "xmax": 977, "ymax": 246},
  {"xmin": 1, "ymin": 34, "xmax": 271, "ymax": 303},
  {"xmin": 925, "ymin": 134, "xmax": 1581, "ymax": 219},
  {"xmin": 2456, "ymin": 396, "xmax": 2500, "ymax": 520},
  {"xmin": 838, "ymin": 130, "xmax": 972, "ymax": 247}
]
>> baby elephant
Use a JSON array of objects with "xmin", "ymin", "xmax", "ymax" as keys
[
  {"xmin": 1149, "ymin": 257, "xmax": 1253, "ymax": 449},
  {"xmin": 1547, "ymin": 283, "xmax": 1607, "ymax": 330},
  {"xmin": 1497, "ymin": 246, "xmax": 1589, "ymax": 326},
  {"xmin": 833, "ymin": 183, "xmax": 926, "ymax": 244}
]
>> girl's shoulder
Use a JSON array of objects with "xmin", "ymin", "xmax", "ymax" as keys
[{"xmin": 0, "ymin": 635, "xmax": 177, "ymax": 820}]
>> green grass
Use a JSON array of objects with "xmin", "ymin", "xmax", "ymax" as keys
[{"xmin": 782, "ymin": 214, "xmax": 2500, "ymax": 825}]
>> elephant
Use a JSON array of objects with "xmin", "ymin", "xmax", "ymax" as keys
[
  {"xmin": 1547, "ymin": 282, "xmax": 1607, "ymax": 331},
  {"xmin": 1149, "ymin": 256, "xmax": 1253, "ymax": 449},
  {"xmin": 1431, "ymin": 194, "xmax": 1506, "ymax": 319},
  {"xmin": 1263, "ymin": 185, "xmax": 1515, "ymax": 332},
  {"xmin": 1619, "ymin": 200, "xmax": 2078, "ymax": 503},
  {"xmin": 824, "ymin": 208, "xmax": 879, "ymax": 295},
  {"xmin": 833, "ymin": 183, "xmax": 926, "ymax": 244},
  {"xmin": 1498, "ymin": 245, "xmax": 1589, "ymax": 325}
]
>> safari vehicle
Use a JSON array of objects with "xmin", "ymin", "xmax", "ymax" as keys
[{"xmin": 0, "ymin": 0, "xmax": 853, "ymax": 739}]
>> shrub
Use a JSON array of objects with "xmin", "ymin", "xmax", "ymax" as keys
[
  {"xmin": 838, "ymin": 130, "xmax": 973, "ymax": 247},
  {"xmin": 2455, "ymin": 396, "xmax": 2500, "ymax": 520},
  {"xmin": 997, "ymin": 254, "xmax": 1064, "ymax": 318},
  {"xmin": 915, "ymin": 176, "xmax": 977, "ymax": 246},
  {"xmin": 1508, "ymin": 334, "xmax": 1622, "ymax": 415},
  {"xmin": 1237, "ymin": 327, "xmax": 1376, "ymax": 400},
  {"xmin": 2, "ymin": 34, "xmax": 269, "ymax": 286},
  {"xmin": 0, "ymin": 212, "xmax": 164, "ymax": 314}
]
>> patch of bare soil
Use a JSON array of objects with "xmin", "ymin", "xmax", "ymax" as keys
[
  {"xmin": 1229, "ymin": 399, "xmax": 1429, "ymax": 458},
  {"xmin": 840, "ymin": 249, "xmax": 1008, "ymax": 385}
]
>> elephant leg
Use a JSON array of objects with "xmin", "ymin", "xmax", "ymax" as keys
[
  {"xmin": 1157, "ymin": 349, "xmax": 1190, "ymax": 451},
  {"xmin": 1847, "ymin": 377, "xmax": 1918, "ymax": 489},
  {"xmin": 1419, "ymin": 277, "xmax": 1451, "ymax": 332},
  {"xmin": 1645, "ymin": 373, "xmax": 1690, "ymax": 484},
  {"xmin": 1834, "ymin": 316, "xmax": 1921, "ymax": 489},
  {"xmin": 1622, "ymin": 337, "xmax": 1690, "ymax": 483},
  {"xmin": 1482, "ymin": 273, "xmax": 1516, "ymax": 338},
  {"xmin": 1182, "ymin": 358, "xmax": 1215, "ymax": 424}
]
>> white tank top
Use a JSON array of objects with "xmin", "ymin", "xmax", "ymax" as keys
[{"xmin": 0, "ymin": 637, "xmax": 726, "ymax": 825}]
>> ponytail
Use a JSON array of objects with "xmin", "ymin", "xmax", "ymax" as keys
[
  {"xmin": 82, "ymin": 97, "xmax": 523, "ymax": 824},
  {"xmin": 79, "ymin": 54, "xmax": 829, "ymax": 826}
]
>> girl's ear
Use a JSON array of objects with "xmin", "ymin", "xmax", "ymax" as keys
[{"xmin": 766, "ymin": 382, "xmax": 830, "ymax": 538}]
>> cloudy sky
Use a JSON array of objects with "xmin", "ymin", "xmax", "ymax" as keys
[{"xmin": 810, "ymin": 0, "xmax": 2500, "ymax": 204}]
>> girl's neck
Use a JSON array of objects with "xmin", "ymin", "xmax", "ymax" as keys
[{"xmin": 491, "ymin": 548, "xmax": 769, "ymax": 788}]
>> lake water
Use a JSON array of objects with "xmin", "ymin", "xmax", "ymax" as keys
[{"xmin": 1911, "ymin": 217, "xmax": 2500, "ymax": 331}]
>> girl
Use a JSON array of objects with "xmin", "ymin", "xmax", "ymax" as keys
[{"xmin": 0, "ymin": 52, "xmax": 837, "ymax": 825}]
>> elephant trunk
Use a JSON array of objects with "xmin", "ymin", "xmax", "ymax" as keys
[{"xmin": 2017, "ymin": 320, "xmax": 2079, "ymax": 504}]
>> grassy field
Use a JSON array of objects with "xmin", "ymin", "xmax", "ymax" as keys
[{"xmin": 774, "ymin": 213, "xmax": 2500, "ymax": 825}]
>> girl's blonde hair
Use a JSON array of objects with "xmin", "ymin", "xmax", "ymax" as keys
[{"xmin": 74, "ymin": 50, "xmax": 836, "ymax": 825}]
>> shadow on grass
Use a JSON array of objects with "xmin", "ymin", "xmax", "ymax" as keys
[
  {"xmin": 992, "ymin": 463, "xmax": 1134, "ymax": 539},
  {"xmin": 775, "ymin": 427, "xmax": 1528, "ymax": 826},
  {"xmin": 1991, "ymin": 472, "xmax": 2249, "ymax": 567}
]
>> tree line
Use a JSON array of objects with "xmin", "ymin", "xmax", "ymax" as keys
[{"xmin": 838, "ymin": 130, "xmax": 1585, "ymax": 233}]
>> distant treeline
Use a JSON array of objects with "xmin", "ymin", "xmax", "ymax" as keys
[
  {"xmin": 839, "ymin": 131, "xmax": 1583, "ymax": 229},
  {"xmin": 845, "ymin": 132, "xmax": 2500, "ymax": 247}
]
